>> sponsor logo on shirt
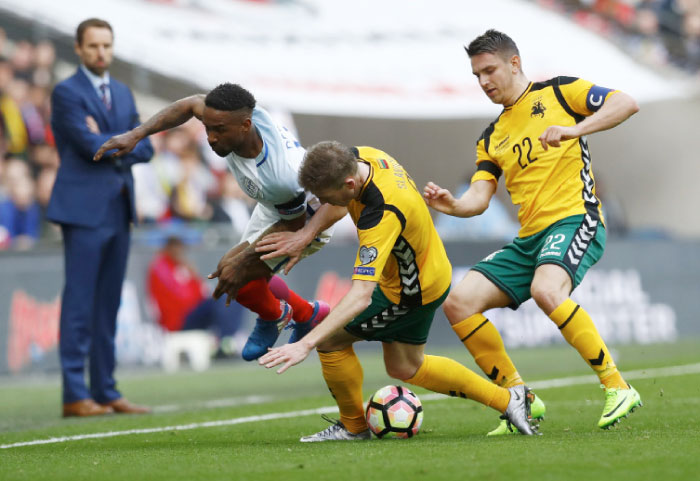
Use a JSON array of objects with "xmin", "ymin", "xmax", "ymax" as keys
[
  {"xmin": 359, "ymin": 245, "xmax": 378, "ymax": 265},
  {"xmin": 494, "ymin": 135, "xmax": 510, "ymax": 154},
  {"xmin": 354, "ymin": 266, "xmax": 376, "ymax": 276}
]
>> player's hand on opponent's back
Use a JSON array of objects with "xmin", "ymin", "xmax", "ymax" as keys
[
  {"xmin": 259, "ymin": 340, "xmax": 313, "ymax": 374},
  {"xmin": 538, "ymin": 125, "xmax": 579, "ymax": 150},
  {"xmin": 93, "ymin": 129, "xmax": 142, "ymax": 161},
  {"xmin": 423, "ymin": 181, "xmax": 457, "ymax": 215},
  {"xmin": 256, "ymin": 231, "xmax": 309, "ymax": 275}
]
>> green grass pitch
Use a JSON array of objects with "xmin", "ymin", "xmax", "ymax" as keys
[{"xmin": 1, "ymin": 340, "xmax": 699, "ymax": 481}]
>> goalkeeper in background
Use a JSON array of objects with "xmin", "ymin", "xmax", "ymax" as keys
[{"xmin": 423, "ymin": 29, "xmax": 641, "ymax": 434}]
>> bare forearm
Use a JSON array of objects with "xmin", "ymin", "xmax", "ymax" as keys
[
  {"xmin": 450, "ymin": 180, "xmax": 495, "ymax": 218},
  {"xmin": 451, "ymin": 196, "xmax": 489, "ymax": 217},
  {"xmin": 134, "ymin": 95, "xmax": 205, "ymax": 138},
  {"xmin": 301, "ymin": 204, "xmax": 348, "ymax": 241},
  {"xmin": 301, "ymin": 282, "xmax": 373, "ymax": 348},
  {"xmin": 575, "ymin": 91, "xmax": 639, "ymax": 137}
]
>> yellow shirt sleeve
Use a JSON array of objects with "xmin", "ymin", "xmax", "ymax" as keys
[
  {"xmin": 471, "ymin": 139, "xmax": 501, "ymax": 185},
  {"xmin": 559, "ymin": 78, "xmax": 617, "ymax": 116}
]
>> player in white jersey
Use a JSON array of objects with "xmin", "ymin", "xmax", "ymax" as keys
[{"xmin": 95, "ymin": 83, "xmax": 336, "ymax": 360}]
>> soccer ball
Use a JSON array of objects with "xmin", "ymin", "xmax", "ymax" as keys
[{"xmin": 365, "ymin": 385, "xmax": 423, "ymax": 439}]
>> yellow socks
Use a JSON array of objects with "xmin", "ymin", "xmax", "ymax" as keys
[
  {"xmin": 452, "ymin": 313, "xmax": 523, "ymax": 388},
  {"xmin": 404, "ymin": 355, "xmax": 510, "ymax": 413},
  {"xmin": 550, "ymin": 299, "xmax": 627, "ymax": 389},
  {"xmin": 318, "ymin": 346, "xmax": 368, "ymax": 434}
]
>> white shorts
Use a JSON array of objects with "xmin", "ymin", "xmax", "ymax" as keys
[{"xmin": 241, "ymin": 202, "xmax": 333, "ymax": 272}]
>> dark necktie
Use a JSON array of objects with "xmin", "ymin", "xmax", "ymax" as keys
[{"xmin": 99, "ymin": 83, "xmax": 111, "ymax": 110}]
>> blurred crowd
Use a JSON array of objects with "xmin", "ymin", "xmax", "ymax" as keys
[
  {"xmin": 0, "ymin": 28, "xmax": 58, "ymax": 250},
  {"xmin": 131, "ymin": 118, "xmax": 255, "ymax": 236},
  {"xmin": 536, "ymin": 0, "xmax": 700, "ymax": 73},
  {"xmin": 0, "ymin": 3, "xmax": 697, "ymax": 250},
  {"xmin": 0, "ymin": 26, "xmax": 257, "ymax": 251}
]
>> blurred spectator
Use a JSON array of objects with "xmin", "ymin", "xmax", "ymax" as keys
[
  {"xmin": 132, "ymin": 133, "xmax": 172, "ymax": 223},
  {"xmin": 629, "ymin": 6, "xmax": 671, "ymax": 66},
  {"xmin": 33, "ymin": 40, "xmax": 56, "ymax": 88},
  {"xmin": 147, "ymin": 236, "xmax": 245, "ymax": 357},
  {"xmin": 36, "ymin": 166, "xmax": 57, "ymax": 218},
  {"xmin": 1, "ymin": 157, "xmax": 31, "ymax": 191},
  {"xmin": 12, "ymin": 78, "xmax": 46, "ymax": 146},
  {"xmin": 170, "ymin": 144, "xmax": 216, "ymax": 221},
  {"xmin": 0, "ymin": 172, "xmax": 40, "ymax": 249},
  {"xmin": 35, "ymin": 166, "xmax": 56, "ymax": 207},
  {"xmin": 9, "ymin": 40, "xmax": 34, "ymax": 82},
  {"xmin": 1, "ymin": 78, "xmax": 29, "ymax": 156},
  {"xmin": 683, "ymin": 10, "xmax": 700, "ymax": 69}
]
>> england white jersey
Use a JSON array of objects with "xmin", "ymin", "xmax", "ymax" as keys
[{"xmin": 225, "ymin": 107, "xmax": 315, "ymax": 220}]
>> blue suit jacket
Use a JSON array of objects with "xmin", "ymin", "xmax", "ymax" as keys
[{"xmin": 47, "ymin": 68, "xmax": 153, "ymax": 227}]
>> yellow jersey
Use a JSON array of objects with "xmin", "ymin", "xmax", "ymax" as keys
[
  {"xmin": 471, "ymin": 77, "xmax": 615, "ymax": 237},
  {"xmin": 348, "ymin": 146, "xmax": 452, "ymax": 307}
]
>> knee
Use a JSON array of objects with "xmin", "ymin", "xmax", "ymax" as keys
[
  {"xmin": 442, "ymin": 292, "xmax": 478, "ymax": 326},
  {"xmin": 530, "ymin": 282, "xmax": 565, "ymax": 315},
  {"xmin": 384, "ymin": 360, "xmax": 421, "ymax": 381}
]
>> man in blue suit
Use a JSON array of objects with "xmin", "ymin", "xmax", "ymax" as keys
[{"xmin": 48, "ymin": 18, "xmax": 153, "ymax": 417}]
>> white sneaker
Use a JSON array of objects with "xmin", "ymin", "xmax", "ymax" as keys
[
  {"xmin": 503, "ymin": 385, "xmax": 540, "ymax": 435},
  {"xmin": 300, "ymin": 415, "xmax": 371, "ymax": 443}
]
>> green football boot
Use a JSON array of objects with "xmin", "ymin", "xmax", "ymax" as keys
[
  {"xmin": 598, "ymin": 384, "xmax": 642, "ymax": 429},
  {"xmin": 486, "ymin": 390, "xmax": 546, "ymax": 436}
]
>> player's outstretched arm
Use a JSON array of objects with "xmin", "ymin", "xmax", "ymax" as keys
[
  {"xmin": 93, "ymin": 94, "xmax": 206, "ymax": 160},
  {"xmin": 538, "ymin": 91, "xmax": 639, "ymax": 150},
  {"xmin": 256, "ymin": 204, "xmax": 348, "ymax": 274},
  {"xmin": 259, "ymin": 279, "xmax": 375, "ymax": 374},
  {"xmin": 423, "ymin": 179, "xmax": 495, "ymax": 218}
]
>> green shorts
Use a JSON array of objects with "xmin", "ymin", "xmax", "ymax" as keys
[
  {"xmin": 344, "ymin": 285, "xmax": 450, "ymax": 344},
  {"xmin": 471, "ymin": 214, "xmax": 606, "ymax": 309}
]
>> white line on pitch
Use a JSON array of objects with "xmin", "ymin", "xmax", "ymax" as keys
[
  {"xmin": 152, "ymin": 395, "xmax": 274, "ymax": 413},
  {"xmin": 3, "ymin": 361, "xmax": 699, "ymax": 450},
  {"xmin": 0, "ymin": 406, "xmax": 340, "ymax": 450}
]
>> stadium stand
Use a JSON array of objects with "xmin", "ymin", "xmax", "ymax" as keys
[{"xmin": 531, "ymin": 0, "xmax": 700, "ymax": 73}]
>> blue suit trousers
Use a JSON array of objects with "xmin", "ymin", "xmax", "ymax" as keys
[{"xmin": 59, "ymin": 192, "xmax": 131, "ymax": 404}]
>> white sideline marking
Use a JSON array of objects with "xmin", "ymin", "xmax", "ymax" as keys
[
  {"xmin": 529, "ymin": 362, "xmax": 700, "ymax": 389},
  {"xmin": 1, "ymin": 406, "xmax": 339, "ymax": 450},
  {"xmin": 153, "ymin": 395, "xmax": 274, "ymax": 413},
  {"xmin": 3, "ymin": 362, "xmax": 699, "ymax": 450}
]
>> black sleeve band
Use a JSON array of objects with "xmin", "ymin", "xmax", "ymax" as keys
[
  {"xmin": 476, "ymin": 161, "xmax": 502, "ymax": 180},
  {"xmin": 274, "ymin": 191, "xmax": 306, "ymax": 211}
]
